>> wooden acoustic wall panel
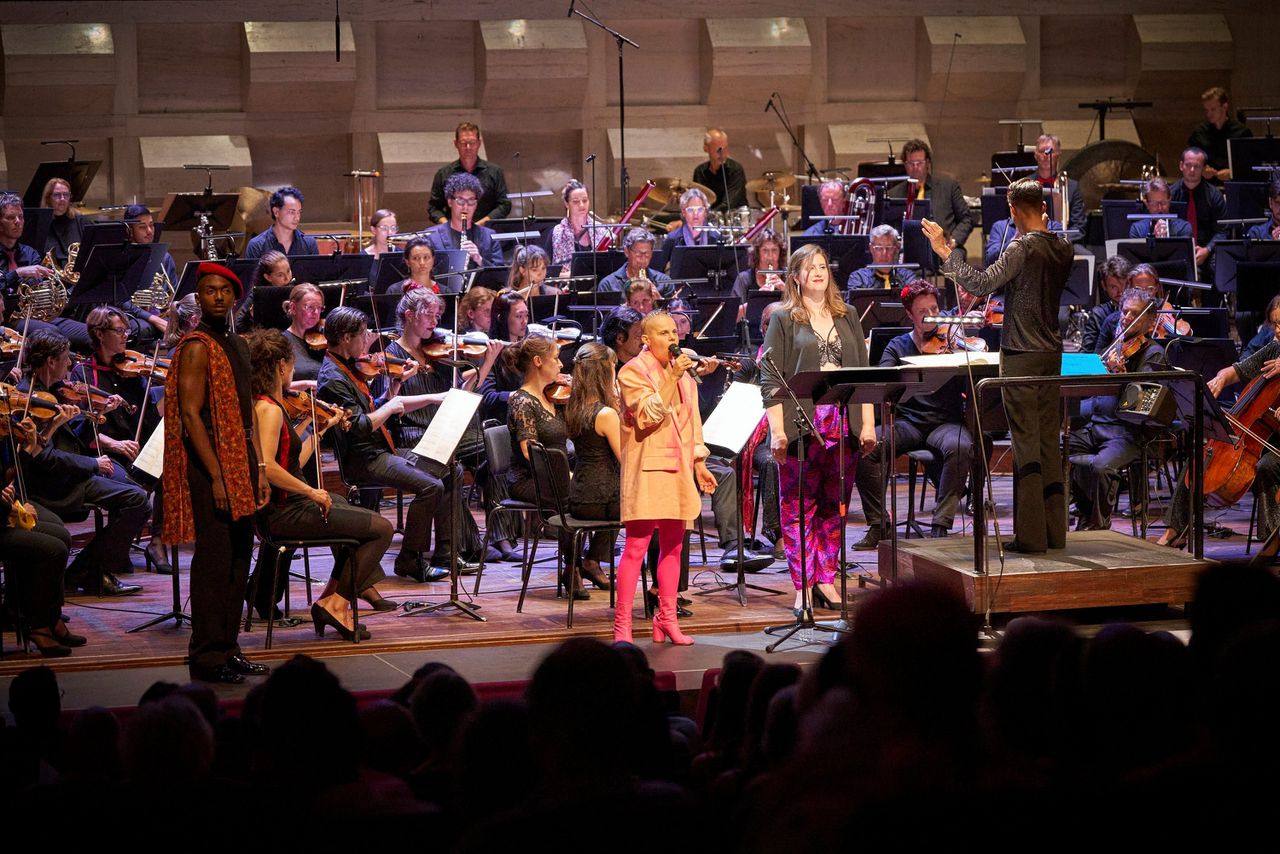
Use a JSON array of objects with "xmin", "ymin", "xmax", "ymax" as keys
[
  {"xmin": 701, "ymin": 18, "xmax": 811, "ymax": 107},
  {"xmin": 827, "ymin": 17, "xmax": 918, "ymax": 104},
  {"xmin": 830, "ymin": 123, "xmax": 930, "ymax": 170},
  {"xmin": 137, "ymin": 23, "xmax": 243, "ymax": 113},
  {"xmin": 1039, "ymin": 16, "xmax": 1134, "ymax": 99},
  {"xmin": 917, "ymin": 17, "xmax": 1027, "ymax": 102},
  {"xmin": 603, "ymin": 20, "xmax": 702, "ymax": 108},
  {"xmin": 243, "ymin": 21, "xmax": 356, "ymax": 114},
  {"xmin": 375, "ymin": 20, "xmax": 476, "ymax": 110},
  {"xmin": 249, "ymin": 134, "xmax": 350, "ymax": 222},
  {"xmin": 1132, "ymin": 14, "xmax": 1234, "ymax": 100},
  {"xmin": 482, "ymin": 128, "xmax": 581, "ymax": 202},
  {"xmin": 1042, "ymin": 118, "xmax": 1143, "ymax": 161},
  {"xmin": 477, "ymin": 19, "xmax": 588, "ymax": 110},
  {"xmin": 378, "ymin": 131, "xmax": 490, "ymax": 229},
  {"xmin": 1, "ymin": 23, "xmax": 116, "ymax": 116},
  {"xmin": 138, "ymin": 135, "xmax": 252, "ymax": 203},
  {"xmin": 3, "ymin": 137, "xmax": 111, "ymax": 206},
  {"xmin": 606, "ymin": 126, "xmax": 707, "ymax": 197},
  {"xmin": 0, "ymin": 144, "xmax": 7, "ymax": 190}
]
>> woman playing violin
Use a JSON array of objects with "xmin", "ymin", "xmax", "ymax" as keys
[
  {"xmin": 246, "ymin": 328, "xmax": 396, "ymax": 637},
  {"xmin": 281, "ymin": 283, "xmax": 327, "ymax": 387},
  {"xmin": 458, "ymin": 286, "xmax": 497, "ymax": 336},
  {"xmin": 506, "ymin": 245, "xmax": 566, "ymax": 297}
]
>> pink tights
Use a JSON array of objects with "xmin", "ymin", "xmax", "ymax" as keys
[{"xmin": 616, "ymin": 518, "xmax": 685, "ymax": 604}]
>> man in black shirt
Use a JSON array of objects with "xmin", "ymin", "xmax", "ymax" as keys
[
  {"xmin": 853, "ymin": 283, "xmax": 974, "ymax": 548},
  {"xmin": 243, "ymin": 186, "xmax": 319, "ymax": 259},
  {"xmin": 428, "ymin": 122, "xmax": 511, "ymax": 226},
  {"xmin": 693, "ymin": 128, "xmax": 748, "ymax": 213},
  {"xmin": 926, "ymin": 178, "xmax": 1074, "ymax": 554},
  {"xmin": 1069, "ymin": 289, "xmax": 1167, "ymax": 530},
  {"xmin": 1188, "ymin": 86, "xmax": 1253, "ymax": 184},
  {"xmin": 316, "ymin": 306, "xmax": 464, "ymax": 582}
]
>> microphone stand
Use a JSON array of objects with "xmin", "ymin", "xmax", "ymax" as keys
[
  {"xmin": 759, "ymin": 353, "xmax": 845, "ymax": 652},
  {"xmin": 570, "ymin": 3, "xmax": 638, "ymax": 203},
  {"xmin": 766, "ymin": 93, "xmax": 819, "ymax": 183},
  {"xmin": 587, "ymin": 153, "xmax": 600, "ymax": 334}
]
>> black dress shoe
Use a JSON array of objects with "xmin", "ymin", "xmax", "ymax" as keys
[
  {"xmin": 423, "ymin": 565, "xmax": 451, "ymax": 582},
  {"xmin": 227, "ymin": 654, "xmax": 270, "ymax": 676},
  {"xmin": 431, "ymin": 554, "xmax": 480, "ymax": 576},
  {"xmin": 53, "ymin": 626, "xmax": 88, "ymax": 647},
  {"xmin": 190, "ymin": 664, "xmax": 246, "ymax": 684},
  {"xmin": 852, "ymin": 528, "xmax": 883, "ymax": 551},
  {"xmin": 97, "ymin": 573, "xmax": 143, "ymax": 596}
]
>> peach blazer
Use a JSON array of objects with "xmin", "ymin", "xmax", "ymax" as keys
[{"xmin": 617, "ymin": 347, "xmax": 709, "ymax": 524}]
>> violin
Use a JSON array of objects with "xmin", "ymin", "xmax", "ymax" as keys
[
  {"xmin": 113, "ymin": 350, "xmax": 171, "ymax": 381},
  {"xmin": 1102, "ymin": 302, "xmax": 1156, "ymax": 374},
  {"xmin": 545, "ymin": 374, "xmax": 573, "ymax": 404},
  {"xmin": 423, "ymin": 339, "xmax": 488, "ymax": 360},
  {"xmin": 281, "ymin": 389, "xmax": 352, "ymax": 429},
  {"xmin": 304, "ymin": 323, "xmax": 328, "ymax": 351},
  {"xmin": 0, "ymin": 383, "xmax": 60, "ymax": 422},
  {"xmin": 1152, "ymin": 301, "xmax": 1191, "ymax": 339},
  {"xmin": 918, "ymin": 324, "xmax": 988, "ymax": 355},
  {"xmin": 0, "ymin": 326, "xmax": 23, "ymax": 356},
  {"xmin": 58, "ymin": 381, "xmax": 137, "ymax": 414},
  {"xmin": 354, "ymin": 351, "xmax": 413, "ymax": 380}
]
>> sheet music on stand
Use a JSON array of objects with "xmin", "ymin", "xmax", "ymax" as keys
[
  {"xmin": 703, "ymin": 382, "xmax": 765, "ymax": 455},
  {"xmin": 134, "ymin": 417, "xmax": 166, "ymax": 480},
  {"xmin": 412, "ymin": 389, "xmax": 481, "ymax": 466}
]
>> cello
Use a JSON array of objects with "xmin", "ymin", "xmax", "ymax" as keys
[{"xmin": 1198, "ymin": 371, "xmax": 1280, "ymax": 507}]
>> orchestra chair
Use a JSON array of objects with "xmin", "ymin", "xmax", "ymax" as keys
[
  {"xmin": 245, "ymin": 512, "xmax": 360, "ymax": 649},
  {"xmin": 904, "ymin": 449, "xmax": 941, "ymax": 539},
  {"xmin": 525, "ymin": 441, "xmax": 621, "ymax": 628},
  {"xmin": 0, "ymin": 555, "xmax": 30, "ymax": 654},
  {"xmin": 56, "ymin": 502, "xmax": 109, "ymax": 596},
  {"xmin": 472, "ymin": 423, "xmax": 541, "ymax": 596},
  {"xmin": 327, "ymin": 431, "xmax": 406, "ymax": 534}
]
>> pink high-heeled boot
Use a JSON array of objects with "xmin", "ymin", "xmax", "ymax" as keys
[{"xmin": 652, "ymin": 597, "xmax": 694, "ymax": 645}]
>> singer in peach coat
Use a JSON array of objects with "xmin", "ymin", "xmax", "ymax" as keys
[{"xmin": 613, "ymin": 313, "xmax": 717, "ymax": 645}]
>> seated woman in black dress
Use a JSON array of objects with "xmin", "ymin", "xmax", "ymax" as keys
[
  {"xmin": 479, "ymin": 291, "xmax": 532, "ymax": 423},
  {"xmin": 246, "ymin": 329, "xmax": 396, "ymax": 641},
  {"xmin": 564, "ymin": 341, "xmax": 622, "ymax": 590},
  {"xmin": 504, "ymin": 335, "xmax": 594, "ymax": 597}
]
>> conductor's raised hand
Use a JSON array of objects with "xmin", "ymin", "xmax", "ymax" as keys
[{"xmin": 921, "ymin": 219, "xmax": 953, "ymax": 258}]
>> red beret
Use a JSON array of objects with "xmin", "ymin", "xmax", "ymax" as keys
[{"xmin": 196, "ymin": 261, "xmax": 243, "ymax": 298}]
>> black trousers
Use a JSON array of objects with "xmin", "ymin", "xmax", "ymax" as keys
[
  {"xmin": 0, "ymin": 503, "xmax": 69, "ymax": 629},
  {"xmin": 57, "ymin": 463, "xmax": 150, "ymax": 580},
  {"xmin": 187, "ymin": 463, "xmax": 255, "ymax": 670},
  {"xmin": 349, "ymin": 450, "xmax": 452, "ymax": 557},
  {"xmin": 1067, "ymin": 422, "xmax": 1139, "ymax": 530},
  {"xmin": 249, "ymin": 494, "xmax": 393, "ymax": 616},
  {"xmin": 857, "ymin": 418, "xmax": 973, "ymax": 532},
  {"xmin": 1001, "ymin": 351, "xmax": 1067, "ymax": 551}
]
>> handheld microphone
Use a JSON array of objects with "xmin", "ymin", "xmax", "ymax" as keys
[{"xmin": 670, "ymin": 343, "xmax": 702, "ymax": 385}]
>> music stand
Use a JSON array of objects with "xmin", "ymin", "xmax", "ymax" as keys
[
  {"xmin": 369, "ymin": 252, "xmax": 465, "ymax": 295},
  {"xmin": 787, "ymin": 234, "xmax": 869, "ymax": 282},
  {"xmin": 847, "ymin": 292, "xmax": 907, "ymax": 328},
  {"xmin": 1102, "ymin": 199, "xmax": 1189, "ymax": 241},
  {"xmin": 22, "ymin": 159, "xmax": 101, "ymax": 208},
  {"xmin": 900, "ymin": 219, "xmax": 935, "ymax": 274},
  {"xmin": 879, "ymin": 197, "xmax": 930, "ymax": 233},
  {"xmin": 20, "ymin": 207, "xmax": 53, "ymax": 255},
  {"xmin": 1107, "ymin": 237, "xmax": 1197, "ymax": 283},
  {"xmin": 699, "ymin": 381, "xmax": 786, "ymax": 605},
  {"xmin": 689, "ymin": 297, "xmax": 739, "ymax": 339},
  {"xmin": 1214, "ymin": 240, "xmax": 1280, "ymax": 305},
  {"xmin": 669, "ymin": 244, "xmax": 749, "ymax": 296},
  {"xmin": 70, "ymin": 241, "xmax": 153, "ymax": 307},
  {"xmin": 1062, "ymin": 256, "xmax": 1094, "ymax": 306},
  {"xmin": 1228, "ymin": 137, "xmax": 1280, "ymax": 184},
  {"xmin": 1225, "ymin": 181, "xmax": 1269, "ymax": 221},
  {"xmin": 990, "ymin": 151, "xmax": 1037, "ymax": 187},
  {"xmin": 159, "ymin": 191, "xmax": 240, "ymax": 257},
  {"xmin": 570, "ymin": 249, "xmax": 626, "ymax": 286},
  {"xmin": 1174, "ymin": 308, "xmax": 1230, "ymax": 338},
  {"xmin": 868, "ymin": 327, "xmax": 910, "ymax": 366}
]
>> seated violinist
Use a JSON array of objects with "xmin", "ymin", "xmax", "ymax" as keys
[
  {"xmin": 70, "ymin": 306, "xmax": 167, "ymax": 571},
  {"xmin": 246, "ymin": 328, "xmax": 396, "ymax": 638},
  {"xmin": 1093, "ymin": 263, "xmax": 1186, "ymax": 352},
  {"xmin": 1241, "ymin": 294, "xmax": 1280, "ymax": 360},
  {"xmin": 852, "ymin": 282, "xmax": 973, "ymax": 548},
  {"xmin": 16, "ymin": 328, "xmax": 149, "ymax": 595},
  {"xmin": 1069, "ymin": 289, "xmax": 1168, "ymax": 531},
  {"xmin": 316, "ymin": 306, "xmax": 464, "ymax": 583},
  {"xmin": 280, "ymin": 283, "xmax": 327, "ymax": 386}
]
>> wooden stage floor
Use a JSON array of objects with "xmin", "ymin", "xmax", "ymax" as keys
[{"xmin": 2, "ymin": 468, "xmax": 1259, "ymax": 709}]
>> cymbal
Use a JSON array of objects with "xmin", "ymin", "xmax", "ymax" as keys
[
  {"xmin": 644, "ymin": 178, "xmax": 717, "ymax": 210},
  {"xmin": 746, "ymin": 172, "xmax": 796, "ymax": 193}
]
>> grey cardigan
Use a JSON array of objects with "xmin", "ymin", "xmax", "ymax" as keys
[{"xmin": 760, "ymin": 305, "xmax": 869, "ymax": 448}]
